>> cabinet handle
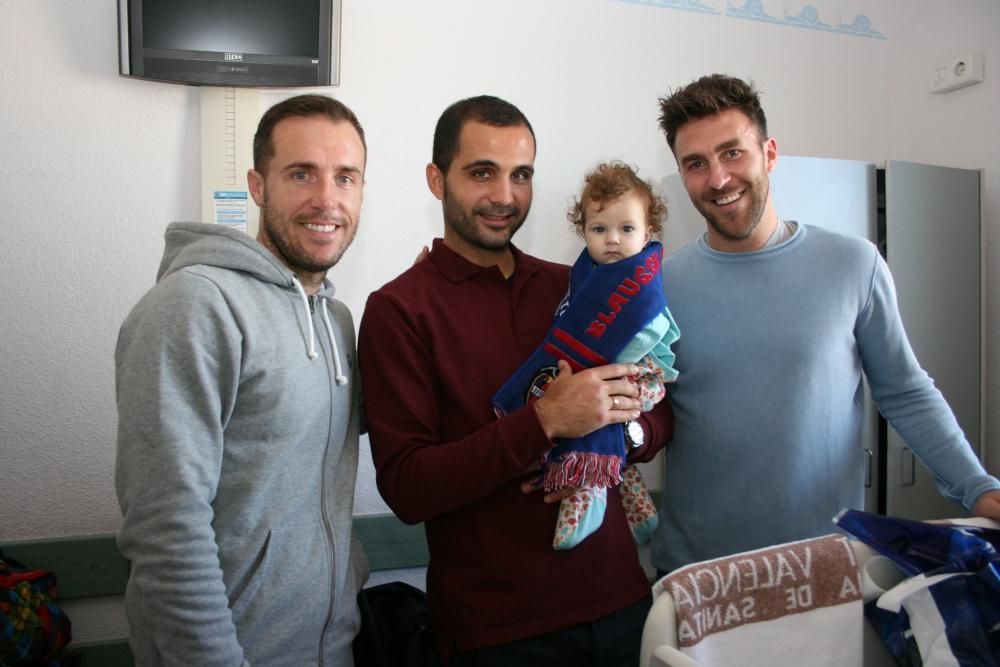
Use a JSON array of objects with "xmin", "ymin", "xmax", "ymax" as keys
[{"xmin": 899, "ymin": 447, "xmax": 916, "ymax": 486}]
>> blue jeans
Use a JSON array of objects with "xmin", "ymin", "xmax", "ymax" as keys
[{"xmin": 448, "ymin": 594, "xmax": 652, "ymax": 667}]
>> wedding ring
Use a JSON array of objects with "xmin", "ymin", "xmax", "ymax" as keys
[{"xmin": 612, "ymin": 396, "xmax": 619, "ymax": 409}]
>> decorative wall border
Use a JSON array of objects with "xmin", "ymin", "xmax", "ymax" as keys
[{"xmin": 612, "ymin": 0, "xmax": 888, "ymax": 39}]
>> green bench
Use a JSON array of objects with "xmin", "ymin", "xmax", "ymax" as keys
[{"xmin": 1, "ymin": 513, "xmax": 429, "ymax": 667}]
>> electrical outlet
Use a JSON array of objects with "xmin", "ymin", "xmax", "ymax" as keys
[{"xmin": 930, "ymin": 52, "xmax": 984, "ymax": 94}]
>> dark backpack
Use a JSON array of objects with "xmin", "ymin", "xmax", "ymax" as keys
[{"xmin": 352, "ymin": 581, "xmax": 440, "ymax": 667}]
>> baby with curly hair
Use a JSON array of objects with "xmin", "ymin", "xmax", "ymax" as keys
[
  {"xmin": 539, "ymin": 161, "xmax": 681, "ymax": 549},
  {"xmin": 492, "ymin": 160, "xmax": 679, "ymax": 549}
]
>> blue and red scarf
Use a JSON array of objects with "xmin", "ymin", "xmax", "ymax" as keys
[{"xmin": 492, "ymin": 242, "xmax": 671, "ymax": 490}]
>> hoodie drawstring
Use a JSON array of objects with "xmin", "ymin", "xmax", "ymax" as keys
[
  {"xmin": 319, "ymin": 299, "xmax": 349, "ymax": 386},
  {"xmin": 290, "ymin": 276, "xmax": 349, "ymax": 386},
  {"xmin": 291, "ymin": 276, "xmax": 319, "ymax": 359}
]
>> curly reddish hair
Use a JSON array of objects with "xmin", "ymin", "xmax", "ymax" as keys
[{"xmin": 567, "ymin": 161, "xmax": 666, "ymax": 238}]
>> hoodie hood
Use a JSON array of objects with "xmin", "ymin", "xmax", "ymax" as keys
[
  {"xmin": 156, "ymin": 222, "xmax": 347, "ymax": 384},
  {"xmin": 158, "ymin": 222, "xmax": 304, "ymax": 290}
]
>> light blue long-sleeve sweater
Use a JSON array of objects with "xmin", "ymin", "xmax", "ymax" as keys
[
  {"xmin": 115, "ymin": 223, "xmax": 367, "ymax": 666},
  {"xmin": 650, "ymin": 223, "xmax": 999, "ymax": 573}
]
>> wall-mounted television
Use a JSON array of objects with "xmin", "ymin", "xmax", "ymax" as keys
[{"xmin": 118, "ymin": 0, "xmax": 340, "ymax": 87}]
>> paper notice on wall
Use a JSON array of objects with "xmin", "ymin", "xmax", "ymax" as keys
[{"xmin": 213, "ymin": 191, "xmax": 249, "ymax": 234}]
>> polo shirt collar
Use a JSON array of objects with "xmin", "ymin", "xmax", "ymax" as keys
[{"xmin": 428, "ymin": 237, "xmax": 542, "ymax": 284}]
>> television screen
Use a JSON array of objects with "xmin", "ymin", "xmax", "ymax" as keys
[{"xmin": 118, "ymin": 0, "xmax": 339, "ymax": 87}]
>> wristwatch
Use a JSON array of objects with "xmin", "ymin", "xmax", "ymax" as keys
[{"xmin": 624, "ymin": 420, "xmax": 644, "ymax": 448}]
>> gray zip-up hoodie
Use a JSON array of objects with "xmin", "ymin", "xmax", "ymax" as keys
[{"xmin": 115, "ymin": 222, "xmax": 367, "ymax": 666}]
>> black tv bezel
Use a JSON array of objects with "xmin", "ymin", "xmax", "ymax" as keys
[{"xmin": 117, "ymin": 0, "xmax": 340, "ymax": 87}]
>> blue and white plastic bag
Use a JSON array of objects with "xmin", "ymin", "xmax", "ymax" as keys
[{"xmin": 834, "ymin": 509, "xmax": 1000, "ymax": 666}]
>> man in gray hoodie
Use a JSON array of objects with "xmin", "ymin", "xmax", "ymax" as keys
[{"xmin": 115, "ymin": 94, "xmax": 368, "ymax": 666}]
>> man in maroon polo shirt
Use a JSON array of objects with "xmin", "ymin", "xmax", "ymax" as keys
[{"xmin": 358, "ymin": 95, "xmax": 673, "ymax": 666}]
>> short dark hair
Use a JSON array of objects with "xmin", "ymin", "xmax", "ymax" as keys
[
  {"xmin": 253, "ymin": 94, "xmax": 366, "ymax": 172},
  {"xmin": 432, "ymin": 95, "xmax": 535, "ymax": 173},
  {"xmin": 657, "ymin": 74, "xmax": 767, "ymax": 152},
  {"xmin": 567, "ymin": 161, "xmax": 666, "ymax": 237}
]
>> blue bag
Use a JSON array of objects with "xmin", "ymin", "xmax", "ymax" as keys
[{"xmin": 834, "ymin": 509, "xmax": 1000, "ymax": 666}]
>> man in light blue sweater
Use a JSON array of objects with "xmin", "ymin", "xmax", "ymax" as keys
[
  {"xmin": 115, "ymin": 95, "xmax": 368, "ymax": 665},
  {"xmin": 649, "ymin": 74, "xmax": 1000, "ymax": 574}
]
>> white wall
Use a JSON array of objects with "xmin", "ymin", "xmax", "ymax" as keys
[{"xmin": 2, "ymin": 0, "xmax": 997, "ymax": 643}]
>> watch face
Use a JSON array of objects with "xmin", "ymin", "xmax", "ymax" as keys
[{"xmin": 627, "ymin": 421, "xmax": 644, "ymax": 446}]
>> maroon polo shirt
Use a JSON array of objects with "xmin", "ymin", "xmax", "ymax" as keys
[{"xmin": 358, "ymin": 239, "xmax": 672, "ymax": 658}]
